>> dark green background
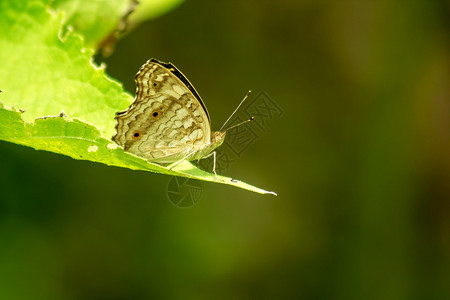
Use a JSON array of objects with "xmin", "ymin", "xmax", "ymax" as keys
[{"xmin": 1, "ymin": 0, "xmax": 449, "ymax": 299}]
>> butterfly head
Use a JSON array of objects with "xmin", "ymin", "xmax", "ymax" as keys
[
  {"xmin": 193, "ymin": 131, "xmax": 226, "ymax": 161},
  {"xmin": 210, "ymin": 131, "xmax": 227, "ymax": 148}
]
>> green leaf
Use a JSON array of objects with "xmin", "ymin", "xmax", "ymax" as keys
[
  {"xmin": 129, "ymin": 0, "xmax": 185, "ymax": 24},
  {"xmin": 50, "ymin": 0, "xmax": 133, "ymax": 49},
  {"xmin": 0, "ymin": 1, "xmax": 130, "ymax": 138},
  {"xmin": 49, "ymin": 0, "xmax": 185, "ymax": 50},
  {"xmin": 0, "ymin": 0, "xmax": 276, "ymax": 195}
]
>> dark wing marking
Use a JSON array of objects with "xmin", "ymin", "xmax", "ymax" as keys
[{"xmin": 150, "ymin": 58, "xmax": 210, "ymax": 123}]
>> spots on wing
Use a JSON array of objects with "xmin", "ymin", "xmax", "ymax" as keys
[
  {"xmin": 137, "ymin": 63, "xmax": 170, "ymax": 97},
  {"xmin": 150, "ymin": 107, "xmax": 164, "ymax": 119},
  {"xmin": 115, "ymin": 60, "xmax": 213, "ymax": 161},
  {"xmin": 131, "ymin": 130, "xmax": 143, "ymax": 140}
]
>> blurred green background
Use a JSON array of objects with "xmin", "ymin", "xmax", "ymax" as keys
[{"xmin": 1, "ymin": 0, "xmax": 449, "ymax": 299}]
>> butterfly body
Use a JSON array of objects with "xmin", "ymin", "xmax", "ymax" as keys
[{"xmin": 113, "ymin": 58, "xmax": 226, "ymax": 164}]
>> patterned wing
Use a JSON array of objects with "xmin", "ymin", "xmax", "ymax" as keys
[
  {"xmin": 113, "ymin": 59, "xmax": 211, "ymax": 163},
  {"xmin": 135, "ymin": 58, "xmax": 210, "ymax": 123}
]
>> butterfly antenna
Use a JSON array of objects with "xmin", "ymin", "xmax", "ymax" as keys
[
  {"xmin": 219, "ymin": 90, "xmax": 252, "ymax": 131},
  {"xmin": 224, "ymin": 116, "xmax": 255, "ymax": 132}
]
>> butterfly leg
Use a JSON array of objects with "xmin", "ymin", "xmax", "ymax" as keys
[
  {"xmin": 200, "ymin": 151, "xmax": 214, "ymax": 161},
  {"xmin": 212, "ymin": 151, "xmax": 217, "ymax": 175},
  {"xmin": 198, "ymin": 151, "xmax": 220, "ymax": 180},
  {"xmin": 167, "ymin": 150, "xmax": 196, "ymax": 171},
  {"xmin": 211, "ymin": 151, "xmax": 223, "ymax": 181}
]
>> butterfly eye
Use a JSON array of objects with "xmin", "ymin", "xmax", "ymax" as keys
[
  {"xmin": 131, "ymin": 131, "xmax": 143, "ymax": 140},
  {"xmin": 153, "ymin": 82, "xmax": 157, "ymax": 87}
]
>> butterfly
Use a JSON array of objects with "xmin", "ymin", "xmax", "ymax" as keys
[{"xmin": 113, "ymin": 58, "xmax": 252, "ymax": 175}]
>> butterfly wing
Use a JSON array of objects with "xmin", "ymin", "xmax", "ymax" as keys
[
  {"xmin": 136, "ymin": 58, "xmax": 210, "ymax": 123},
  {"xmin": 113, "ymin": 59, "xmax": 211, "ymax": 163}
]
